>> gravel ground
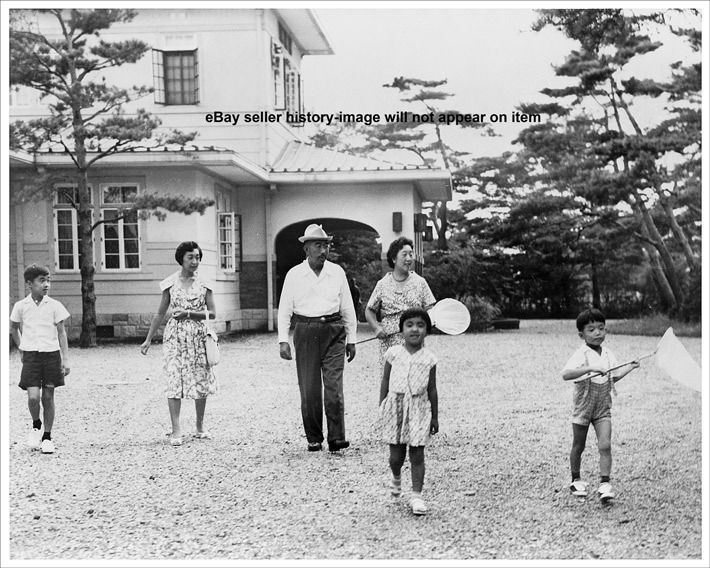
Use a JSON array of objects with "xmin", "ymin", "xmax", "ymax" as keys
[{"xmin": 6, "ymin": 320, "xmax": 704, "ymax": 561}]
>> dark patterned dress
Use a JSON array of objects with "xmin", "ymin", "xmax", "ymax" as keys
[{"xmin": 366, "ymin": 272, "xmax": 436, "ymax": 365}]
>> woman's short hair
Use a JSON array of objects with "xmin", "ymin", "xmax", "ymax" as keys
[
  {"xmin": 175, "ymin": 241, "xmax": 203, "ymax": 265},
  {"xmin": 399, "ymin": 307, "xmax": 432, "ymax": 333},
  {"xmin": 386, "ymin": 237, "xmax": 414, "ymax": 268}
]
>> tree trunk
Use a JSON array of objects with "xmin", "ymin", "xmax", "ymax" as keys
[
  {"xmin": 631, "ymin": 191, "xmax": 683, "ymax": 310},
  {"xmin": 433, "ymin": 121, "xmax": 450, "ymax": 250},
  {"xmin": 591, "ymin": 260, "xmax": 601, "ymax": 309},
  {"xmin": 69, "ymin": 50, "xmax": 97, "ymax": 347},
  {"xmin": 635, "ymin": 209, "xmax": 678, "ymax": 311},
  {"xmin": 78, "ymin": 171, "xmax": 97, "ymax": 348},
  {"xmin": 659, "ymin": 193, "xmax": 698, "ymax": 270}
]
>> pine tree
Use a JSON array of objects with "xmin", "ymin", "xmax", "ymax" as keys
[
  {"xmin": 528, "ymin": 8, "xmax": 701, "ymax": 313},
  {"xmin": 10, "ymin": 9, "xmax": 214, "ymax": 346}
]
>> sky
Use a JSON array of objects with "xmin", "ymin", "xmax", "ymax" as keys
[{"xmin": 300, "ymin": 6, "xmax": 703, "ymax": 162}]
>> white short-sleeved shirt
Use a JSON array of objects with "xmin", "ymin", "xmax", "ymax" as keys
[
  {"xmin": 10, "ymin": 295, "xmax": 70, "ymax": 352},
  {"xmin": 562, "ymin": 344, "xmax": 618, "ymax": 384}
]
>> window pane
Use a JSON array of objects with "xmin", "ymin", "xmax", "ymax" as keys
[
  {"xmin": 124, "ymin": 239, "xmax": 139, "ymax": 254},
  {"xmin": 105, "ymin": 254, "xmax": 120, "ymax": 269},
  {"xmin": 58, "ymin": 256, "xmax": 74, "ymax": 270},
  {"xmin": 57, "ymin": 210, "xmax": 73, "ymax": 224},
  {"xmin": 57, "ymin": 225, "xmax": 73, "ymax": 240},
  {"xmin": 104, "ymin": 225, "xmax": 118, "ymax": 240},
  {"xmin": 103, "ymin": 186, "xmax": 137, "ymax": 204},
  {"xmin": 125, "ymin": 255, "xmax": 140, "ymax": 269},
  {"xmin": 123, "ymin": 224, "xmax": 138, "ymax": 239},
  {"xmin": 104, "ymin": 239, "xmax": 119, "ymax": 254},
  {"xmin": 58, "ymin": 240, "xmax": 73, "ymax": 255}
]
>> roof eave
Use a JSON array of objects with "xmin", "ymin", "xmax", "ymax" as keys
[
  {"xmin": 270, "ymin": 169, "xmax": 452, "ymax": 201},
  {"xmin": 274, "ymin": 9, "xmax": 334, "ymax": 55}
]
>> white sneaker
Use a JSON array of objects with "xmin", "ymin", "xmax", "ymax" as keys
[
  {"xmin": 40, "ymin": 439, "xmax": 55, "ymax": 454},
  {"xmin": 410, "ymin": 496, "xmax": 428, "ymax": 516},
  {"xmin": 570, "ymin": 480, "xmax": 588, "ymax": 497},
  {"xmin": 598, "ymin": 482, "xmax": 615, "ymax": 502},
  {"xmin": 27, "ymin": 428, "xmax": 43, "ymax": 450}
]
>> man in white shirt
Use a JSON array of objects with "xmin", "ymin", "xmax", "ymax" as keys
[{"xmin": 278, "ymin": 224, "xmax": 357, "ymax": 452}]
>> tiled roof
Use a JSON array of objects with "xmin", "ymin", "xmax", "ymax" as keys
[{"xmin": 270, "ymin": 141, "xmax": 434, "ymax": 173}]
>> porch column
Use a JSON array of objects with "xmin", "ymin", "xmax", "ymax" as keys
[{"xmin": 265, "ymin": 185, "xmax": 275, "ymax": 331}]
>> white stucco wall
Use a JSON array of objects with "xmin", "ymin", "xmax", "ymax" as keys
[
  {"xmin": 10, "ymin": 8, "xmax": 311, "ymax": 168},
  {"xmin": 270, "ymin": 182, "xmax": 421, "ymax": 253}
]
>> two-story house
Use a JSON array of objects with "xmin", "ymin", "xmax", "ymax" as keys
[{"xmin": 9, "ymin": 8, "xmax": 451, "ymax": 339}]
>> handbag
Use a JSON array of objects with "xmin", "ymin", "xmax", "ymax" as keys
[{"xmin": 204, "ymin": 306, "xmax": 220, "ymax": 366}]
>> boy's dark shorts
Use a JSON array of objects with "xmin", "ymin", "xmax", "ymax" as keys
[{"xmin": 19, "ymin": 351, "xmax": 65, "ymax": 390}]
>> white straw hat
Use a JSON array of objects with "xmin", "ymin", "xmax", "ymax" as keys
[{"xmin": 298, "ymin": 224, "xmax": 333, "ymax": 243}]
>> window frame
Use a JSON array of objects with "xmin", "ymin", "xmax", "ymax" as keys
[
  {"xmin": 52, "ymin": 184, "xmax": 94, "ymax": 273},
  {"xmin": 152, "ymin": 48, "xmax": 200, "ymax": 106},
  {"xmin": 217, "ymin": 212, "xmax": 242, "ymax": 274},
  {"xmin": 99, "ymin": 183, "xmax": 142, "ymax": 272}
]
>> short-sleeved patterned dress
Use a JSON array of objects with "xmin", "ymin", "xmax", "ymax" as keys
[
  {"xmin": 160, "ymin": 271, "xmax": 216, "ymax": 399},
  {"xmin": 366, "ymin": 272, "xmax": 436, "ymax": 364},
  {"xmin": 378, "ymin": 345, "xmax": 437, "ymax": 446}
]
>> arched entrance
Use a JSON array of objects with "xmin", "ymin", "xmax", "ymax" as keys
[{"xmin": 274, "ymin": 218, "xmax": 382, "ymax": 318}]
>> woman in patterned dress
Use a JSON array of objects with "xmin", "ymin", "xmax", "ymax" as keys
[
  {"xmin": 141, "ymin": 241, "xmax": 217, "ymax": 446},
  {"xmin": 365, "ymin": 237, "xmax": 436, "ymax": 366}
]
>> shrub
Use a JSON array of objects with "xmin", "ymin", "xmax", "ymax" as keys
[{"xmin": 460, "ymin": 294, "xmax": 501, "ymax": 331}]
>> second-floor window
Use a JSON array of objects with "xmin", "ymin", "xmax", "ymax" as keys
[
  {"xmin": 284, "ymin": 60, "xmax": 302, "ymax": 116},
  {"xmin": 153, "ymin": 49, "xmax": 200, "ymax": 105}
]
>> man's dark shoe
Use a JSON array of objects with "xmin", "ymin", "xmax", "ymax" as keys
[
  {"xmin": 328, "ymin": 440, "xmax": 350, "ymax": 452},
  {"xmin": 308, "ymin": 442, "xmax": 322, "ymax": 452}
]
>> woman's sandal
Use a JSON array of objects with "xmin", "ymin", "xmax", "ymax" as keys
[
  {"xmin": 165, "ymin": 433, "xmax": 183, "ymax": 446},
  {"xmin": 193, "ymin": 431, "xmax": 212, "ymax": 439},
  {"xmin": 410, "ymin": 496, "xmax": 428, "ymax": 516},
  {"xmin": 390, "ymin": 477, "xmax": 402, "ymax": 497}
]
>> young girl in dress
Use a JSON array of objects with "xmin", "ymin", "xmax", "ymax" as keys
[{"xmin": 378, "ymin": 307, "xmax": 439, "ymax": 515}]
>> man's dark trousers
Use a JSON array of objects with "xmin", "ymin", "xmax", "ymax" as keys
[{"xmin": 293, "ymin": 320, "xmax": 346, "ymax": 444}]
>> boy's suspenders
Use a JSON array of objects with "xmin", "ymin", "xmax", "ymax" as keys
[{"xmin": 582, "ymin": 349, "xmax": 617, "ymax": 400}]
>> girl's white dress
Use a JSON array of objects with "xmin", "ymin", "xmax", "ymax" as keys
[{"xmin": 377, "ymin": 345, "xmax": 437, "ymax": 446}]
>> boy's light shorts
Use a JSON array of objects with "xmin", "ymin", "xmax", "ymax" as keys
[{"xmin": 19, "ymin": 351, "xmax": 65, "ymax": 390}]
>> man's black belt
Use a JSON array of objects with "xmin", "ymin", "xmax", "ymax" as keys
[{"xmin": 293, "ymin": 313, "xmax": 342, "ymax": 323}]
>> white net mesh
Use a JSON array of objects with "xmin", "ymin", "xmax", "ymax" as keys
[
  {"xmin": 655, "ymin": 328, "xmax": 702, "ymax": 392},
  {"xmin": 427, "ymin": 298, "xmax": 471, "ymax": 335}
]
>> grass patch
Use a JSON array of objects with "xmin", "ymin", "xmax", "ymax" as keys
[{"xmin": 608, "ymin": 315, "xmax": 702, "ymax": 338}]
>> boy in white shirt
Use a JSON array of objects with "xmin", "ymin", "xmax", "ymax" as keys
[
  {"xmin": 10, "ymin": 264, "xmax": 71, "ymax": 454},
  {"xmin": 562, "ymin": 308, "xmax": 639, "ymax": 503}
]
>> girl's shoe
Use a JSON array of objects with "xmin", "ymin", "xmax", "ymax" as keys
[
  {"xmin": 389, "ymin": 477, "xmax": 402, "ymax": 497},
  {"xmin": 410, "ymin": 496, "xmax": 428, "ymax": 516},
  {"xmin": 40, "ymin": 439, "xmax": 55, "ymax": 454},
  {"xmin": 570, "ymin": 480, "xmax": 588, "ymax": 497},
  {"xmin": 166, "ymin": 433, "xmax": 183, "ymax": 446},
  {"xmin": 193, "ymin": 431, "xmax": 212, "ymax": 439},
  {"xmin": 598, "ymin": 482, "xmax": 615, "ymax": 503}
]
